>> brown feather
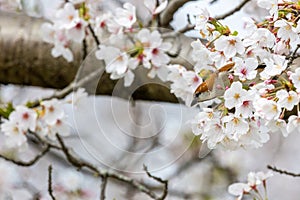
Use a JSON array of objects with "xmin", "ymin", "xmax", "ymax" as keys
[{"xmin": 218, "ymin": 62, "xmax": 235, "ymax": 72}]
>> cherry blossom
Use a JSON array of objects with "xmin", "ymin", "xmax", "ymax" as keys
[
  {"xmin": 228, "ymin": 171, "xmax": 273, "ymax": 200},
  {"xmin": 276, "ymin": 89, "xmax": 299, "ymax": 111},
  {"xmin": 233, "ymin": 57, "xmax": 258, "ymax": 81},
  {"xmin": 56, "ymin": 2, "xmax": 79, "ymax": 29},
  {"xmin": 1, "ymin": 119, "xmax": 27, "ymax": 148},
  {"xmin": 257, "ymin": 0, "xmax": 278, "ymax": 19},
  {"xmin": 144, "ymin": 0, "xmax": 168, "ymax": 15},
  {"xmin": 9, "ymin": 105, "xmax": 37, "ymax": 132},
  {"xmin": 41, "ymin": 99, "xmax": 65, "ymax": 125},
  {"xmin": 290, "ymin": 68, "xmax": 300, "ymax": 92},
  {"xmin": 224, "ymin": 82, "xmax": 249, "ymax": 109},
  {"xmin": 137, "ymin": 28, "xmax": 171, "ymax": 68},
  {"xmin": 194, "ymin": 7, "xmax": 210, "ymax": 31},
  {"xmin": 243, "ymin": 28, "xmax": 276, "ymax": 48},
  {"xmin": 222, "ymin": 114, "xmax": 249, "ymax": 141},
  {"xmin": 214, "ymin": 35, "xmax": 245, "ymax": 59},
  {"xmin": 287, "ymin": 115, "xmax": 300, "ymax": 134},
  {"xmin": 47, "ymin": 118, "xmax": 70, "ymax": 140},
  {"xmin": 191, "ymin": 39, "xmax": 214, "ymax": 72},
  {"xmin": 274, "ymin": 19, "xmax": 299, "ymax": 43},
  {"xmin": 255, "ymin": 98, "xmax": 281, "ymax": 120},
  {"xmin": 267, "ymin": 119, "xmax": 288, "ymax": 137},
  {"xmin": 114, "ymin": 3, "xmax": 136, "ymax": 28},
  {"xmin": 261, "ymin": 54, "xmax": 287, "ymax": 79},
  {"xmin": 96, "ymin": 45, "xmax": 129, "ymax": 75},
  {"xmin": 167, "ymin": 65, "xmax": 202, "ymax": 106}
]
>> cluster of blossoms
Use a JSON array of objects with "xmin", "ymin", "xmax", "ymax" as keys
[
  {"xmin": 228, "ymin": 171, "xmax": 273, "ymax": 200},
  {"xmin": 41, "ymin": 1, "xmax": 90, "ymax": 62},
  {"xmin": 0, "ymin": 89, "xmax": 87, "ymax": 150},
  {"xmin": 41, "ymin": 0, "xmax": 175, "ymax": 88},
  {"xmin": 189, "ymin": 0, "xmax": 300, "ymax": 150},
  {"xmin": 40, "ymin": 0, "xmax": 300, "ymax": 151}
]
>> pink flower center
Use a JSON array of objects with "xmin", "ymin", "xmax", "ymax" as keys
[
  {"xmin": 49, "ymin": 106, "xmax": 55, "ymax": 113},
  {"xmin": 243, "ymin": 101, "xmax": 250, "ymax": 107},
  {"xmin": 75, "ymin": 22, "xmax": 82, "ymax": 30},
  {"xmin": 152, "ymin": 48, "xmax": 159, "ymax": 55},
  {"xmin": 193, "ymin": 76, "xmax": 199, "ymax": 83},
  {"xmin": 100, "ymin": 21, "xmax": 106, "ymax": 28},
  {"xmin": 22, "ymin": 112, "xmax": 29, "ymax": 120},
  {"xmin": 241, "ymin": 68, "xmax": 247, "ymax": 76},
  {"xmin": 229, "ymin": 39, "xmax": 236, "ymax": 46}
]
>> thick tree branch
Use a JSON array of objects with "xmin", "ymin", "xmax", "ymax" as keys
[{"xmin": 0, "ymin": 11, "xmax": 196, "ymax": 104}]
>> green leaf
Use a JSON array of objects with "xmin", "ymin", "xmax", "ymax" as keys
[
  {"xmin": 0, "ymin": 102, "xmax": 14, "ymax": 119},
  {"xmin": 231, "ymin": 30, "xmax": 238, "ymax": 36}
]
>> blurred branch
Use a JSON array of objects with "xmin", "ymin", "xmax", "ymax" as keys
[
  {"xmin": 56, "ymin": 134, "xmax": 168, "ymax": 200},
  {"xmin": 160, "ymin": 0, "xmax": 196, "ymax": 27},
  {"xmin": 215, "ymin": 0, "xmax": 250, "ymax": 20},
  {"xmin": 268, "ymin": 165, "xmax": 300, "ymax": 177},
  {"xmin": 288, "ymin": 44, "xmax": 300, "ymax": 67},
  {"xmin": 178, "ymin": 24, "xmax": 195, "ymax": 33}
]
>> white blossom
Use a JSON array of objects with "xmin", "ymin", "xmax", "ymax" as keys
[
  {"xmin": 214, "ymin": 35, "xmax": 245, "ymax": 59},
  {"xmin": 276, "ymin": 89, "xmax": 299, "ymax": 111},
  {"xmin": 144, "ymin": 0, "xmax": 168, "ymax": 15},
  {"xmin": 41, "ymin": 99, "xmax": 65, "ymax": 125},
  {"xmin": 224, "ymin": 82, "xmax": 249, "ymax": 109},
  {"xmin": 222, "ymin": 114, "xmax": 249, "ymax": 141},
  {"xmin": 114, "ymin": 3, "xmax": 136, "ymax": 28},
  {"xmin": 234, "ymin": 57, "xmax": 258, "ymax": 81},
  {"xmin": 290, "ymin": 68, "xmax": 300, "ymax": 92}
]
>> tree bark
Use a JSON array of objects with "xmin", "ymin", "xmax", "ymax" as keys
[{"xmin": 0, "ymin": 12, "xmax": 195, "ymax": 103}]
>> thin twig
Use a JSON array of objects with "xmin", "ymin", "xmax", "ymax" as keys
[
  {"xmin": 0, "ymin": 145, "xmax": 50, "ymax": 167},
  {"xmin": 88, "ymin": 24, "xmax": 100, "ymax": 46},
  {"xmin": 215, "ymin": 0, "xmax": 250, "ymax": 20},
  {"xmin": 100, "ymin": 174, "xmax": 108, "ymax": 200},
  {"xmin": 82, "ymin": 38, "xmax": 88, "ymax": 61},
  {"xmin": 267, "ymin": 165, "xmax": 300, "ymax": 177},
  {"xmin": 29, "ymin": 62, "xmax": 105, "ymax": 108},
  {"xmin": 178, "ymin": 24, "xmax": 195, "ymax": 33},
  {"xmin": 288, "ymin": 44, "xmax": 300, "ymax": 67},
  {"xmin": 48, "ymin": 165, "xmax": 56, "ymax": 200},
  {"xmin": 55, "ymin": 134, "xmax": 162, "ymax": 199},
  {"xmin": 160, "ymin": 0, "xmax": 196, "ymax": 26},
  {"xmin": 143, "ymin": 165, "xmax": 168, "ymax": 200}
]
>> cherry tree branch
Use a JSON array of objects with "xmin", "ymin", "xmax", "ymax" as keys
[
  {"xmin": 55, "ymin": 134, "xmax": 168, "ymax": 200},
  {"xmin": 48, "ymin": 165, "xmax": 56, "ymax": 200},
  {"xmin": 267, "ymin": 165, "xmax": 300, "ymax": 177},
  {"xmin": 143, "ymin": 165, "xmax": 168, "ymax": 200},
  {"xmin": 0, "ymin": 145, "xmax": 50, "ymax": 167},
  {"xmin": 215, "ymin": 0, "xmax": 251, "ymax": 20},
  {"xmin": 100, "ymin": 174, "xmax": 108, "ymax": 200},
  {"xmin": 160, "ymin": 0, "xmax": 196, "ymax": 27}
]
